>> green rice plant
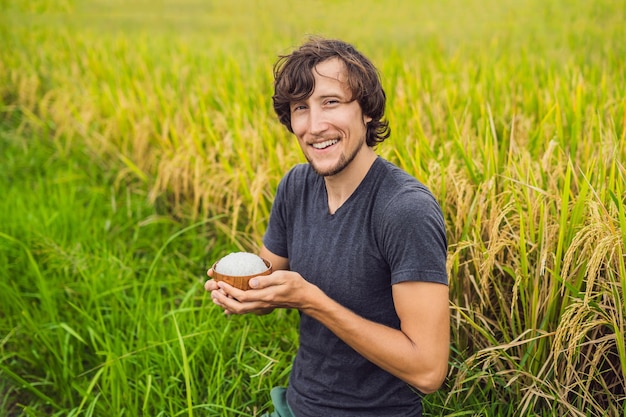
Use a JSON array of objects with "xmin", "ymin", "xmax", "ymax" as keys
[{"xmin": 436, "ymin": 92, "xmax": 626, "ymax": 414}]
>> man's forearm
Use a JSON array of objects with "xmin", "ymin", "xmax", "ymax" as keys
[{"xmin": 301, "ymin": 285, "xmax": 449, "ymax": 393}]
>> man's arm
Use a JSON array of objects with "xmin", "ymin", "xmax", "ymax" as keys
[
  {"xmin": 209, "ymin": 247, "xmax": 450, "ymax": 393},
  {"xmin": 301, "ymin": 279, "xmax": 449, "ymax": 394},
  {"xmin": 259, "ymin": 245, "xmax": 289, "ymax": 271}
]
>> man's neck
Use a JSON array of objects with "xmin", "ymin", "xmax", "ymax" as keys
[{"xmin": 324, "ymin": 147, "xmax": 377, "ymax": 214}]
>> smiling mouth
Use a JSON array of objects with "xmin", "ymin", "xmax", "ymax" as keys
[{"xmin": 311, "ymin": 139, "xmax": 339, "ymax": 149}]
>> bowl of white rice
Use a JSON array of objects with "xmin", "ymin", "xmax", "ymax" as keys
[{"xmin": 212, "ymin": 252, "xmax": 272, "ymax": 290}]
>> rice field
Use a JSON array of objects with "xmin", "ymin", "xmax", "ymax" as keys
[{"xmin": 1, "ymin": 0, "xmax": 625, "ymax": 415}]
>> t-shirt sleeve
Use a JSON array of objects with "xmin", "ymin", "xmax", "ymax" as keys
[
  {"xmin": 262, "ymin": 172, "xmax": 291, "ymax": 259},
  {"xmin": 381, "ymin": 188, "xmax": 448, "ymax": 285}
]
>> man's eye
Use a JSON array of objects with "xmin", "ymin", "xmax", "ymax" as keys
[{"xmin": 292, "ymin": 105, "xmax": 307, "ymax": 112}]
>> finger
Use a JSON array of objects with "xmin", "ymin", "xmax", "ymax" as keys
[
  {"xmin": 248, "ymin": 273, "xmax": 280, "ymax": 289},
  {"xmin": 248, "ymin": 276, "xmax": 262, "ymax": 289},
  {"xmin": 207, "ymin": 268, "xmax": 214, "ymax": 277},
  {"xmin": 216, "ymin": 281, "xmax": 245, "ymax": 299},
  {"xmin": 204, "ymin": 279, "xmax": 218, "ymax": 292},
  {"xmin": 212, "ymin": 289, "xmax": 244, "ymax": 313},
  {"xmin": 211, "ymin": 289, "xmax": 231, "ymax": 308},
  {"xmin": 212, "ymin": 285, "xmax": 267, "ymax": 315}
]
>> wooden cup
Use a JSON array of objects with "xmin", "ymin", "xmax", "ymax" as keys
[{"xmin": 212, "ymin": 258, "xmax": 272, "ymax": 290}]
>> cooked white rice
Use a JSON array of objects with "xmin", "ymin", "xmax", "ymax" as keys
[{"xmin": 214, "ymin": 252, "xmax": 268, "ymax": 276}]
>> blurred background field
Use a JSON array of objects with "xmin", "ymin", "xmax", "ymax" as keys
[{"xmin": 1, "ymin": 0, "xmax": 625, "ymax": 415}]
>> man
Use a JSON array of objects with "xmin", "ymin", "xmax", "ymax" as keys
[{"xmin": 205, "ymin": 37, "xmax": 449, "ymax": 417}]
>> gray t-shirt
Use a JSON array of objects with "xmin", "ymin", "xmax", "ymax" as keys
[{"xmin": 263, "ymin": 157, "xmax": 448, "ymax": 417}]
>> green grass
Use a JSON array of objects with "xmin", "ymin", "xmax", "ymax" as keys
[
  {"xmin": 2, "ymin": 0, "xmax": 626, "ymax": 415},
  {"xmin": 0, "ymin": 135, "xmax": 298, "ymax": 415}
]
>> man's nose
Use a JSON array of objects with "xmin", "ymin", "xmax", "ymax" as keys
[{"xmin": 308, "ymin": 106, "xmax": 329, "ymax": 135}]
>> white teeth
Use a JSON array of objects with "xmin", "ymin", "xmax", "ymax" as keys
[{"xmin": 312, "ymin": 139, "xmax": 338, "ymax": 149}]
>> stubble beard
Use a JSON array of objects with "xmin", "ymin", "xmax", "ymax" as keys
[{"xmin": 307, "ymin": 138, "xmax": 366, "ymax": 177}]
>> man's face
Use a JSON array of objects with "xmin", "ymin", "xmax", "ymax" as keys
[{"xmin": 289, "ymin": 58, "xmax": 372, "ymax": 177}]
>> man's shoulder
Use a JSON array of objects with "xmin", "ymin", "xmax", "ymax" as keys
[
  {"xmin": 276, "ymin": 163, "xmax": 319, "ymax": 197},
  {"xmin": 374, "ymin": 158, "xmax": 437, "ymax": 203}
]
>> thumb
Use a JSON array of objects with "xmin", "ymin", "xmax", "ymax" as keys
[
  {"xmin": 248, "ymin": 277, "xmax": 261, "ymax": 289},
  {"xmin": 249, "ymin": 273, "xmax": 273, "ymax": 289},
  {"xmin": 249, "ymin": 270, "xmax": 281, "ymax": 289}
]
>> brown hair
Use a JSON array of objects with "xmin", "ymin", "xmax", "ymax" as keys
[{"xmin": 272, "ymin": 37, "xmax": 390, "ymax": 147}]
